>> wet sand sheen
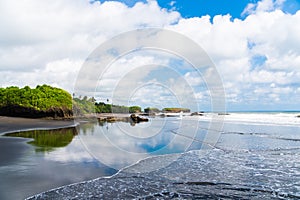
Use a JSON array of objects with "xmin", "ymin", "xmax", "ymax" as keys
[
  {"xmin": 0, "ymin": 137, "xmax": 31, "ymax": 166},
  {"xmin": 0, "ymin": 116, "xmax": 76, "ymax": 135},
  {"xmin": 0, "ymin": 116, "xmax": 77, "ymax": 198},
  {"xmin": 0, "ymin": 116, "xmax": 76, "ymax": 166},
  {"xmin": 0, "ymin": 116, "xmax": 117, "ymax": 200}
]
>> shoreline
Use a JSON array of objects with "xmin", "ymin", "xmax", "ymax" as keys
[
  {"xmin": 1, "ymin": 114, "xmax": 300, "ymax": 199},
  {"xmin": 0, "ymin": 113, "xmax": 143, "ymax": 135},
  {"xmin": 1, "ymin": 111, "xmax": 299, "ymax": 135},
  {"xmin": 0, "ymin": 116, "xmax": 77, "ymax": 136},
  {"xmin": 0, "ymin": 116, "xmax": 78, "ymax": 176}
]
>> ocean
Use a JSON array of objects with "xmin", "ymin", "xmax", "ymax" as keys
[{"xmin": 1, "ymin": 112, "xmax": 299, "ymax": 199}]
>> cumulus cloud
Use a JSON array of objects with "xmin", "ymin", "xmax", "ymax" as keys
[
  {"xmin": 0, "ymin": 0, "xmax": 299, "ymax": 110},
  {"xmin": 168, "ymin": 5, "xmax": 300, "ymax": 109},
  {"xmin": 0, "ymin": 59, "xmax": 82, "ymax": 91},
  {"xmin": 0, "ymin": 0, "xmax": 180, "ymax": 90}
]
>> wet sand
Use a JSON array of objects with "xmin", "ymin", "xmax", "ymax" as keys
[
  {"xmin": 0, "ymin": 116, "xmax": 77, "ymax": 167},
  {"xmin": 0, "ymin": 116, "xmax": 76, "ymax": 135},
  {"xmin": 0, "ymin": 137, "xmax": 32, "ymax": 166}
]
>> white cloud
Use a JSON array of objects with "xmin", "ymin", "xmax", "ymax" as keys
[
  {"xmin": 169, "ymin": 15, "xmax": 248, "ymax": 60},
  {"xmin": 0, "ymin": 0, "xmax": 180, "ymax": 91},
  {"xmin": 249, "ymin": 70, "xmax": 296, "ymax": 85},
  {"xmin": 169, "ymin": 1, "xmax": 176, "ymax": 7},
  {"xmin": 184, "ymin": 72, "xmax": 205, "ymax": 86},
  {"xmin": 0, "ymin": 0, "xmax": 299, "ymax": 110},
  {"xmin": 242, "ymin": 0, "xmax": 286, "ymax": 16},
  {"xmin": 1, "ymin": 58, "xmax": 82, "ymax": 92},
  {"xmin": 169, "ymin": 6, "xmax": 300, "ymax": 108}
]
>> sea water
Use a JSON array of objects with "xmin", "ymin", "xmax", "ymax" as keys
[{"xmin": 25, "ymin": 112, "xmax": 300, "ymax": 199}]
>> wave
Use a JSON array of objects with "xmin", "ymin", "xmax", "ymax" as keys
[
  {"xmin": 221, "ymin": 131, "xmax": 300, "ymax": 142},
  {"xmin": 187, "ymin": 112, "xmax": 300, "ymax": 127},
  {"xmin": 27, "ymin": 148, "xmax": 300, "ymax": 200}
]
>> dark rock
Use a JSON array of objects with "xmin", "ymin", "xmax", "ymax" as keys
[
  {"xmin": 218, "ymin": 113, "xmax": 230, "ymax": 115},
  {"xmin": 98, "ymin": 116, "xmax": 129, "ymax": 123},
  {"xmin": 130, "ymin": 114, "xmax": 149, "ymax": 123},
  {"xmin": 191, "ymin": 112, "xmax": 203, "ymax": 116}
]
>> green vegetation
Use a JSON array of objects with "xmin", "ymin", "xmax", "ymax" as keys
[
  {"xmin": 0, "ymin": 85, "xmax": 73, "ymax": 118},
  {"xmin": 0, "ymin": 84, "xmax": 143, "ymax": 117},
  {"xmin": 110, "ymin": 105, "xmax": 141, "ymax": 113},
  {"xmin": 162, "ymin": 108, "xmax": 190, "ymax": 113},
  {"xmin": 129, "ymin": 106, "xmax": 142, "ymax": 113},
  {"xmin": 72, "ymin": 96, "xmax": 135, "ymax": 115},
  {"xmin": 73, "ymin": 96, "xmax": 96, "ymax": 115},
  {"xmin": 5, "ymin": 128, "xmax": 76, "ymax": 152},
  {"xmin": 95, "ymin": 103, "xmax": 141, "ymax": 114},
  {"xmin": 0, "ymin": 85, "xmax": 72, "ymax": 110},
  {"xmin": 95, "ymin": 102, "xmax": 111, "ymax": 113},
  {"xmin": 0, "ymin": 84, "xmax": 191, "ymax": 118},
  {"xmin": 144, "ymin": 107, "xmax": 191, "ymax": 114},
  {"xmin": 73, "ymin": 97, "xmax": 141, "ymax": 115},
  {"xmin": 110, "ymin": 104, "xmax": 128, "ymax": 113},
  {"xmin": 144, "ymin": 107, "xmax": 160, "ymax": 113}
]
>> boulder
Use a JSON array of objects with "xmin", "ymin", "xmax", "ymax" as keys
[
  {"xmin": 130, "ymin": 114, "xmax": 149, "ymax": 123},
  {"xmin": 191, "ymin": 112, "xmax": 203, "ymax": 116}
]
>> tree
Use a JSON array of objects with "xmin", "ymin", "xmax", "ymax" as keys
[
  {"xmin": 129, "ymin": 106, "xmax": 141, "ymax": 113},
  {"xmin": 144, "ymin": 107, "xmax": 160, "ymax": 113},
  {"xmin": 0, "ymin": 85, "xmax": 73, "ymax": 118}
]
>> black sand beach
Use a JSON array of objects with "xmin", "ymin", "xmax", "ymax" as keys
[
  {"xmin": 0, "ymin": 116, "xmax": 110, "ymax": 200},
  {"xmin": 0, "ymin": 137, "xmax": 31, "ymax": 166},
  {"xmin": 0, "ymin": 116, "xmax": 77, "ymax": 176},
  {"xmin": 0, "ymin": 116, "xmax": 76, "ymax": 135},
  {"xmin": 1, "ymin": 115, "xmax": 300, "ymax": 199}
]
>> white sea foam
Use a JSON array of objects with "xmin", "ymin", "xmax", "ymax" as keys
[{"xmin": 186, "ymin": 112, "xmax": 300, "ymax": 127}]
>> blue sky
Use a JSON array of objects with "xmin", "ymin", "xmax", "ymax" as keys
[
  {"xmin": 0, "ymin": 0, "xmax": 300, "ymax": 111},
  {"xmin": 92, "ymin": 0, "xmax": 300, "ymax": 111},
  {"xmin": 157, "ymin": 0, "xmax": 257, "ymax": 18},
  {"xmin": 98, "ymin": 0, "xmax": 300, "ymax": 18}
]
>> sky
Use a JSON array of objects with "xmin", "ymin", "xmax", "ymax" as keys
[{"xmin": 0, "ymin": 0, "xmax": 300, "ymax": 111}]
